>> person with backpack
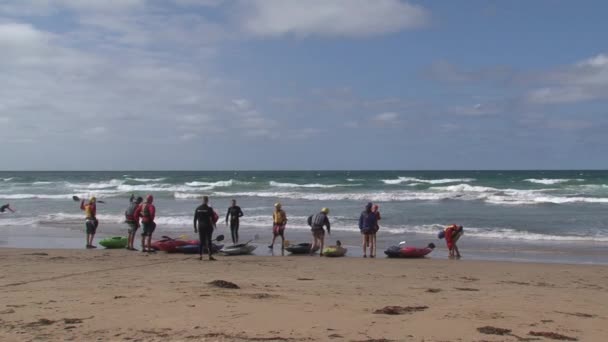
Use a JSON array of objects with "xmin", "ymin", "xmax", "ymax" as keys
[
  {"xmin": 134, "ymin": 195, "xmax": 156, "ymax": 253},
  {"xmin": 358, "ymin": 202, "xmax": 378, "ymax": 258},
  {"xmin": 307, "ymin": 208, "xmax": 331, "ymax": 256},
  {"xmin": 269, "ymin": 202, "xmax": 287, "ymax": 252},
  {"xmin": 124, "ymin": 194, "xmax": 143, "ymax": 251},
  {"xmin": 194, "ymin": 196, "xmax": 217, "ymax": 261}
]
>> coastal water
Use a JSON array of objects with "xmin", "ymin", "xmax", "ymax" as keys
[{"xmin": 1, "ymin": 171, "xmax": 607, "ymax": 264}]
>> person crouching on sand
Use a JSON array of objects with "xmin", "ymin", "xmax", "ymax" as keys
[
  {"xmin": 371, "ymin": 204, "xmax": 381, "ymax": 258},
  {"xmin": 440, "ymin": 224, "xmax": 463, "ymax": 258},
  {"xmin": 308, "ymin": 207, "xmax": 331, "ymax": 256},
  {"xmin": 80, "ymin": 197, "xmax": 98, "ymax": 249},
  {"xmin": 358, "ymin": 202, "xmax": 378, "ymax": 258},
  {"xmin": 135, "ymin": 195, "xmax": 156, "ymax": 253},
  {"xmin": 269, "ymin": 202, "xmax": 287, "ymax": 252},
  {"xmin": 124, "ymin": 194, "xmax": 143, "ymax": 251}
]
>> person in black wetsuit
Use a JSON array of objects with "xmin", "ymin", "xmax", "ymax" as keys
[
  {"xmin": 194, "ymin": 196, "xmax": 216, "ymax": 261},
  {"xmin": 225, "ymin": 199, "xmax": 244, "ymax": 244},
  {"xmin": 0, "ymin": 204, "xmax": 14, "ymax": 213}
]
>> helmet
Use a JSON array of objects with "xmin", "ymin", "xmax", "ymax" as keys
[
  {"xmin": 89, "ymin": 196, "xmax": 96, "ymax": 203},
  {"xmin": 146, "ymin": 195, "xmax": 154, "ymax": 203},
  {"xmin": 321, "ymin": 207, "xmax": 329, "ymax": 214},
  {"xmin": 274, "ymin": 202, "xmax": 281, "ymax": 208},
  {"xmin": 136, "ymin": 196, "xmax": 143, "ymax": 204}
]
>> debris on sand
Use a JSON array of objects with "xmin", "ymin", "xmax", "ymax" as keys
[
  {"xmin": 555, "ymin": 311, "xmax": 597, "ymax": 318},
  {"xmin": 477, "ymin": 326, "xmax": 512, "ymax": 335},
  {"xmin": 455, "ymin": 287, "xmax": 480, "ymax": 291},
  {"xmin": 114, "ymin": 296, "xmax": 126, "ymax": 299},
  {"xmin": 426, "ymin": 288, "xmax": 441, "ymax": 293},
  {"xmin": 63, "ymin": 316, "xmax": 93, "ymax": 324},
  {"xmin": 297, "ymin": 278, "xmax": 314, "ymax": 281},
  {"xmin": 25, "ymin": 318, "xmax": 55, "ymax": 327},
  {"xmin": 373, "ymin": 306, "xmax": 428, "ymax": 315},
  {"xmin": 529, "ymin": 331, "xmax": 578, "ymax": 341},
  {"xmin": 24, "ymin": 253, "xmax": 49, "ymax": 256},
  {"xmin": 0, "ymin": 309, "xmax": 15, "ymax": 314},
  {"xmin": 208, "ymin": 280, "xmax": 240, "ymax": 289}
]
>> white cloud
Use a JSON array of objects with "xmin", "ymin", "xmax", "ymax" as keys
[
  {"xmin": 372, "ymin": 112, "xmax": 399, "ymax": 122},
  {"xmin": 237, "ymin": 0, "xmax": 429, "ymax": 38}
]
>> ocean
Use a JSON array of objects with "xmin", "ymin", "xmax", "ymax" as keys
[{"xmin": 1, "ymin": 170, "xmax": 607, "ymax": 264}]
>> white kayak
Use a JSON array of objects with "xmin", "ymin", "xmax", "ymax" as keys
[{"xmin": 220, "ymin": 244, "xmax": 257, "ymax": 256}]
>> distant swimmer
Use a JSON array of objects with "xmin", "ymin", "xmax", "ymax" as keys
[
  {"xmin": 439, "ymin": 224, "xmax": 464, "ymax": 258},
  {"xmin": 269, "ymin": 203, "xmax": 287, "ymax": 253},
  {"xmin": 135, "ymin": 195, "xmax": 156, "ymax": 253},
  {"xmin": 307, "ymin": 208, "xmax": 330, "ymax": 256},
  {"xmin": 225, "ymin": 199, "xmax": 244, "ymax": 244},
  {"xmin": 80, "ymin": 197, "xmax": 98, "ymax": 249},
  {"xmin": 194, "ymin": 196, "xmax": 217, "ymax": 261},
  {"xmin": 0, "ymin": 203, "xmax": 15, "ymax": 213},
  {"xmin": 358, "ymin": 202, "xmax": 377, "ymax": 258},
  {"xmin": 124, "ymin": 194, "xmax": 143, "ymax": 251}
]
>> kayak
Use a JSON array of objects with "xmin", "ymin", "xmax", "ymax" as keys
[
  {"xmin": 285, "ymin": 243, "xmax": 317, "ymax": 255},
  {"xmin": 152, "ymin": 239, "xmax": 199, "ymax": 253},
  {"xmin": 175, "ymin": 244, "xmax": 224, "ymax": 254},
  {"xmin": 385, "ymin": 243, "xmax": 435, "ymax": 258},
  {"xmin": 323, "ymin": 246, "xmax": 347, "ymax": 257},
  {"xmin": 99, "ymin": 236, "xmax": 128, "ymax": 249},
  {"xmin": 220, "ymin": 244, "xmax": 257, "ymax": 256}
]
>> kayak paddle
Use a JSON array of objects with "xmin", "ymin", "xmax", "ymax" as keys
[{"xmin": 72, "ymin": 195, "xmax": 105, "ymax": 204}]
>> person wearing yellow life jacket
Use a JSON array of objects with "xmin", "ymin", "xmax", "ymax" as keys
[
  {"xmin": 80, "ymin": 197, "xmax": 98, "ymax": 249},
  {"xmin": 269, "ymin": 202, "xmax": 287, "ymax": 252},
  {"xmin": 134, "ymin": 195, "xmax": 156, "ymax": 253}
]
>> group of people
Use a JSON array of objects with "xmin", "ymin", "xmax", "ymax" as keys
[{"xmin": 74, "ymin": 195, "xmax": 462, "ymax": 259}]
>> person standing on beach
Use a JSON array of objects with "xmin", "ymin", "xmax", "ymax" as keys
[
  {"xmin": 371, "ymin": 204, "xmax": 381, "ymax": 258},
  {"xmin": 0, "ymin": 203, "xmax": 15, "ymax": 213},
  {"xmin": 269, "ymin": 202, "xmax": 287, "ymax": 252},
  {"xmin": 124, "ymin": 194, "xmax": 143, "ymax": 251},
  {"xmin": 358, "ymin": 202, "xmax": 377, "ymax": 258},
  {"xmin": 194, "ymin": 196, "xmax": 216, "ymax": 261},
  {"xmin": 135, "ymin": 195, "xmax": 156, "ymax": 253},
  {"xmin": 80, "ymin": 197, "xmax": 98, "ymax": 249},
  {"xmin": 308, "ymin": 208, "xmax": 331, "ymax": 256},
  {"xmin": 225, "ymin": 199, "xmax": 244, "ymax": 244}
]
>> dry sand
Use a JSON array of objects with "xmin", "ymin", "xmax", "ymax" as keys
[{"xmin": 0, "ymin": 248, "xmax": 606, "ymax": 342}]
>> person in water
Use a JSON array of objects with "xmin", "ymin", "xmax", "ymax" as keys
[
  {"xmin": 442, "ymin": 224, "xmax": 464, "ymax": 258},
  {"xmin": 124, "ymin": 194, "xmax": 143, "ymax": 251},
  {"xmin": 225, "ymin": 199, "xmax": 244, "ymax": 244},
  {"xmin": 194, "ymin": 196, "xmax": 216, "ymax": 261},
  {"xmin": 269, "ymin": 202, "xmax": 287, "ymax": 252},
  {"xmin": 371, "ymin": 204, "xmax": 381, "ymax": 258},
  {"xmin": 80, "ymin": 197, "xmax": 98, "ymax": 249},
  {"xmin": 358, "ymin": 202, "xmax": 378, "ymax": 258},
  {"xmin": 0, "ymin": 203, "xmax": 15, "ymax": 213},
  {"xmin": 308, "ymin": 208, "xmax": 331, "ymax": 256},
  {"xmin": 135, "ymin": 195, "xmax": 156, "ymax": 253}
]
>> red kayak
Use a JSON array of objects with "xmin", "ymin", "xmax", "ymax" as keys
[
  {"xmin": 385, "ymin": 243, "xmax": 435, "ymax": 258},
  {"xmin": 152, "ymin": 239, "xmax": 199, "ymax": 253}
]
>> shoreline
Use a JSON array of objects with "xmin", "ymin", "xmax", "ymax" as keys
[{"xmin": 0, "ymin": 248, "xmax": 606, "ymax": 341}]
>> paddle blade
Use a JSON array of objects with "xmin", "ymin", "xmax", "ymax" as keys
[
  {"xmin": 215, "ymin": 234, "xmax": 225, "ymax": 242},
  {"xmin": 72, "ymin": 196, "xmax": 80, "ymax": 202},
  {"xmin": 178, "ymin": 234, "xmax": 189, "ymax": 240}
]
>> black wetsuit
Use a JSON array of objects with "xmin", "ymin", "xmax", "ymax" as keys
[
  {"xmin": 194, "ymin": 204, "xmax": 215, "ymax": 257},
  {"xmin": 225, "ymin": 205, "xmax": 244, "ymax": 244},
  {"xmin": 0, "ymin": 204, "xmax": 9, "ymax": 213}
]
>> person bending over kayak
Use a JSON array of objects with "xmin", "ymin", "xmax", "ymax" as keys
[
  {"xmin": 371, "ymin": 204, "xmax": 381, "ymax": 258},
  {"xmin": 440, "ymin": 224, "xmax": 464, "ymax": 258},
  {"xmin": 125, "ymin": 194, "xmax": 143, "ymax": 251},
  {"xmin": 269, "ymin": 202, "xmax": 287, "ymax": 252},
  {"xmin": 308, "ymin": 208, "xmax": 331, "ymax": 256},
  {"xmin": 80, "ymin": 197, "xmax": 98, "ymax": 249},
  {"xmin": 225, "ymin": 199, "xmax": 244, "ymax": 244},
  {"xmin": 194, "ymin": 196, "xmax": 216, "ymax": 261},
  {"xmin": 0, "ymin": 203, "xmax": 15, "ymax": 213},
  {"xmin": 358, "ymin": 202, "xmax": 378, "ymax": 258},
  {"xmin": 135, "ymin": 195, "xmax": 156, "ymax": 253}
]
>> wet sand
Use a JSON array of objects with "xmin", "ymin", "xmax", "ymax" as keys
[{"xmin": 0, "ymin": 248, "xmax": 607, "ymax": 341}]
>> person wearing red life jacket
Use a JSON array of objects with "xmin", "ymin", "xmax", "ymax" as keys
[{"xmin": 135, "ymin": 195, "xmax": 156, "ymax": 253}]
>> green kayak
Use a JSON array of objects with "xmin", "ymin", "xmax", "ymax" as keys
[
  {"xmin": 323, "ymin": 246, "xmax": 347, "ymax": 257},
  {"xmin": 99, "ymin": 236, "xmax": 128, "ymax": 249}
]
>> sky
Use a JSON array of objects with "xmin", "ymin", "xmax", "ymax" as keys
[{"xmin": 0, "ymin": 0, "xmax": 607, "ymax": 170}]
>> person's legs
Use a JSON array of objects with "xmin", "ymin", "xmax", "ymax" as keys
[
  {"xmin": 362, "ymin": 234, "xmax": 367, "ymax": 257},
  {"xmin": 198, "ymin": 229, "xmax": 204, "ymax": 260},
  {"xmin": 454, "ymin": 244, "xmax": 461, "ymax": 258},
  {"xmin": 371, "ymin": 233, "xmax": 376, "ymax": 257},
  {"xmin": 235, "ymin": 222, "xmax": 239, "ymax": 244},
  {"xmin": 319, "ymin": 231, "xmax": 325, "ymax": 257},
  {"xmin": 230, "ymin": 221, "xmax": 237, "ymax": 244},
  {"xmin": 205, "ymin": 227, "xmax": 215, "ymax": 260}
]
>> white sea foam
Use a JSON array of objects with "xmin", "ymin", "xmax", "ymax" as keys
[
  {"xmin": 1, "ymin": 178, "xmax": 15, "ymax": 182},
  {"xmin": 269, "ymin": 181, "xmax": 360, "ymax": 188},
  {"xmin": 382, "ymin": 177, "xmax": 475, "ymax": 185},
  {"xmin": 524, "ymin": 178, "xmax": 584, "ymax": 185},
  {"xmin": 126, "ymin": 177, "xmax": 167, "ymax": 182},
  {"xmin": 185, "ymin": 179, "xmax": 248, "ymax": 187},
  {"xmin": 0, "ymin": 193, "xmax": 76, "ymax": 200}
]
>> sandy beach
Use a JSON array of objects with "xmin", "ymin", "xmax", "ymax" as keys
[{"xmin": 0, "ymin": 248, "xmax": 606, "ymax": 341}]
